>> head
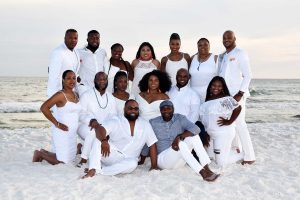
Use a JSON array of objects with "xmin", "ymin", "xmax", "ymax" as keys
[
  {"xmin": 64, "ymin": 29, "xmax": 78, "ymax": 50},
  {"xmin": 223, "ymin": 30, "xmax": 236, "ymax": 50},
  {"xmin": 124, "ymin": 99, "xmax": 139, "ymax": 121},
  {"xmin": 169, "ymin": 33, "xmax": 181, "ymax": 53},
  {"xmin": 62, "ymin": 70, "xmax": 76, "ymax": 89},
  {"xmin": 138, "ymin": 70, "xmax": 172, "ymax": 93},
  {"xmin": 113, "ymin": 71, "xmax": 128, "ymax": 93},
  {"xmin": 87, "ymin": 30, "xmax": 100, "ymax": 49},
  {"xmin": 197, "ymin": 38, "xmax": 210, "ymax": 56},
  {"xmin": 176, "ymin": 68, "xmax": 190, "ymax": 88},
  {"xmin": 205, "ymin": 76, "xmax": 231, "ymax": 101},
  {"xmin": 135, "ymin": 42, "xmax": 156, "ymax": 60},
  {"xmin": 94, "ymin": 72, "xmax": 108, "ymax": 91},
  {"xmin": 111, "ymin": 43, "xmax": 124, "ymax": 60},
  {"xmin": 160, "ymin": 100, "xmax": 174, "ymax": 122}
]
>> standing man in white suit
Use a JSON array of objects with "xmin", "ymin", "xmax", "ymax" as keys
[
  {"xmin": 47, "ymin": 29, "xmax": 80, "ymax": 98},
  {"xmin": 218, "ymin": 30, "xmax": 255, "ymax": 164}
]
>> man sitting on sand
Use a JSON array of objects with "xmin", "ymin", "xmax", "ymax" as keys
[
  {"xmin": 82, "ymin": 99, "xmax": 158, "ymax": 178},
  {"xmin": 150, "ymin": 100, "xmax": 219, "ymax": 182}
]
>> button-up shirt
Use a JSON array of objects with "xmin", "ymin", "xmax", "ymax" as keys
[{"xmin": 150, "ymin": 114, "xmax": 200, "ymax": 154}]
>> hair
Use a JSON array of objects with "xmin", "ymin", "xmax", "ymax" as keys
[
  {"xmin": 135, "ymin": 42, "xmax": 156, "ymax": 59},
  {"xmin": 87, "ymin": 30, "xmax": 99, "ymax": 37},
  {"xmin": 65, "ymin": 29, "xmax": 77, "ymax": 35},
  {"xmin": 197, "ymin": 38, "xmax": 210, "ymax": 44},
  {"xmin": 124, "ymin": 99, "xmax": 137, "ymax": 107},
  {"xmin": 205, "ymin": 76, "xmax": 231, "ymax": 102},
  {"xmin": 138, "ymin": 70, "xmax": 172, "ymax": 93},
  {"xmin": 108, "ymin": 43, "xmax": 129, "ymax": 77},
  {"xmin": 113, "ymin": 71, "xmax": 128, "ymax": 93},
  {"xmin": 169, "ymin": 33, "xmax": 181, "ymax": 42},
  {"xmin": 62, "ymin": 70, "xmax": 75, "ymax": 89}
]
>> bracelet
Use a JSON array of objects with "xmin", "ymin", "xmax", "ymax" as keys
[
  {"xmin": 56, "ymin": 122, "xmax": 60, "ymax": 127},
  {"xmin": 100, "ymin": 138, "xmax": 108, "ymax": 142}
]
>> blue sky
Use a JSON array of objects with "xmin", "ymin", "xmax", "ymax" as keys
[{"xmin": 0, "ymin": 0, "xmax": 299, "ymax": 78}]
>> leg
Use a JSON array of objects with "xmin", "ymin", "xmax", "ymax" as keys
[
  {"xmin": 80, "ymin": 126, "xmax": 96, "ymax": 160},
  {"xmin": 32, "ymin": 150, "xmax": 62, "ymax": 165}
]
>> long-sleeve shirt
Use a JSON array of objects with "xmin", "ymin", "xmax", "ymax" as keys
[{"xmin": 150, "ymin": 114, "xmax": 200, "ymax": 154}]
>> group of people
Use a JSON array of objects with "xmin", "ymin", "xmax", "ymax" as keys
[{"xmin": 32, "ymin": 29, "xmax": 256, "ymax": 182}]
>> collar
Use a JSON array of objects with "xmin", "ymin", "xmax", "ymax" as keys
[
  {"xmin": 62, "ymin": 43, "xmax": 75, "ymax": 52},
  {"xmin": 84, "ymin": 45, "xmax": 101, "ymax": 53},
  {"xmin": 175, "ymin": 84, "xmax": 189, "ymax": 92}
]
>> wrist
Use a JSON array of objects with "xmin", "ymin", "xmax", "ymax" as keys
[
  {"xmin": 89, "ymin": 119, "xmax": 97, "ymax": 126},
  {"xmin": 100, "ymin": 138, "xmax": 108, "ymax": 143},
  {"xmin": 237, "ymin": 91, "xmax": 244, "ymax": 96},
  {"xmin": 55, "ymin": 121, "xmax": 60, "ymax": 127}
]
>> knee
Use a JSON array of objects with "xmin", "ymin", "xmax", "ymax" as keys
[
  {"xmin": 214, "ymin": 149, "xmax": 226, "ymax": 167},
  {"xmin": 126, "ymin": 160, "xmax": 138, "ymax": 173}
]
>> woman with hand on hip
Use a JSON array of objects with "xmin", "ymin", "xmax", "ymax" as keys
[
  {"xmin": 161, "ymin": 33, "xmax": 191, "ymax": 86},
  {"xmin": 32, "ymin": 70, "xmax": 82, "ymax": 165}
]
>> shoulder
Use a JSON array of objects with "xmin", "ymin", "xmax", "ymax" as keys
[
  {"xmin": 161, "ymin": 56, "xmax": 168, "ymax": 63},
  {"xmin": 149, "ymin": 116, "xmax": 162, "ymax": 125},
  {"xmin": 183, "ymin": 53, "xmax": 191, "ymax": 60},
  {"xmin": 152, "ymin": 59, "xmax": 160, "ymax": 67},
  {"xmin": 131, "ymin": 59, "xmax": 139, "ymax": 67},
  {"xmin": 190, "ymin": 53, "xmax": 197, "ymax": 61}
]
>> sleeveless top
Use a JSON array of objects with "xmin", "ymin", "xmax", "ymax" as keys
[
  {"xmin": 135, "ymin": 94, "xmax": 163, "ymax": 121},
  {"xmin": 131, "ymin": 60, "xmax": 157, "ymax": 96},
  {"xmin": 189, "ymin": 54, "xmax": 217, "ymax": 103},
  {"xmin": 165, "ymin": 54, "xmax": 188, "ymax": 86}
]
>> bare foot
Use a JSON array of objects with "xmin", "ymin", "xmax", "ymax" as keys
[
  {"xmin": 241, "ymin": 160, "xmax": 255, "ymax": 165},
  {"xmin": 82, "ymin": 169, "xmax": 96, "ymax": 179},
  {"xmin": 32, "ymin": 150, "xmax": 42, "ymax": 162},
  {"xmin": 76, "ymin": 158, "xmax": 87, "ymax": 168}
]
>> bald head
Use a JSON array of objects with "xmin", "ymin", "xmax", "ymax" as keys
[
  {"xmin": 176, "ymin": 68, "xmax": 190, "ymax": 88},
  {"xmin": 223, "ymin": 30, "xmax": 236, "ymax": 52}
]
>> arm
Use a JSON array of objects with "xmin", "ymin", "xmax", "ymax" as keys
[
  {"xmin": 125, "ymin": 61, "xmax": 134, "ymax": 81},
  {"xmin": 152, "ymin": 59, "xmax": 161, "ymax": 70},
  {"xmin": 217, "ymin": 105, "xmax": 242, "ymax": 126},
  {"xmin": 47, "ymin": 50, "xmax": 63, "ymax": 97},
  {"xmin": 160, "ymin": 56, "xmax": 168, "ymax": 72},
  {"xmin": 95, "ymin": 125, "xmax": 110, "ymax": 157},
  {"xmin": 149, "ymin": 143, "xmax": 158, "ymax": 170},
  {"xmin": 188, "ymin": 92, "xmax": 200, "ymax": 123},
  {"xmin": 237, "ymin": 50, "xmax": 252, "ymax": 98},
  {"xmin": 184, "ymin": 53, "xmax": 191, "ymax": 69},
  {"xmin": 172, "ymin": 130, "xmax": 194, "ymax": 151}
]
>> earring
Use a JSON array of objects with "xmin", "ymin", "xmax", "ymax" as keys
[{"xmin": 147, "ymin": 89, "xmax": 150, "ymax": 93}]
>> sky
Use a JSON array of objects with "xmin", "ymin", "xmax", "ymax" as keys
[{"xmin": 0, "ymin": 0, "xmax": 299, "ymax": 79}]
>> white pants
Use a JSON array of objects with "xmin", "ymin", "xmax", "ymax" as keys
[
  {"xmin": 158, "ymin": 136, "xmax": 211, "ymax": 174},
  {"xmin": 88, "ymin": 140, "xmax": 138, "ymax": 176},
  {"xmin": 77, "ymin": 124, "xmax": 96, "ymax": 160},
  {"xmin": 210, "ymin": 129, "xmax": 244, "ymax": 168},
  {"xmin": 233, "ymin": 97, "xmax": 256, "ymax": 161}
]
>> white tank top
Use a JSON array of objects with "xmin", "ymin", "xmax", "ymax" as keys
[
  {"xmin": 165, "ymin": 54, "xmax": 188, "ymax": 86},
  {"xmin": 189, "ymin": 54, "xmax": 217, "ymax": 103}
]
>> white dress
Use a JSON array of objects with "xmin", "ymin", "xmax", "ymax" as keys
[
  {"xmin": 52, "ymin": 92, "xmax": 82, "ymax": 164},
  {"xmin": 189, "ymin": 54, "xmax": 217, "ymax": 103},
  {"xmin": 131, "ymin": 60, "xmax": 157, "ymax": 97},
  {"xmin": 135, "ymin": 94, "xmax": 163, "ymax": 121},
  {"xmin": 114, "ymin": 93, "xmax": 135, "ymax": 116},
  {"xmin": 165, "ymin": 54, "xmax": 188, "ymax": 86}
]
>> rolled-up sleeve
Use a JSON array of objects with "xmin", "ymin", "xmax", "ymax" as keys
[{"xmin": 238, "ymin": 50, "xmax": 252, "ymax": 93}]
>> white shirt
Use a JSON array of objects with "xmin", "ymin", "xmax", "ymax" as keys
[
  {"xmin": 79, "ymin": 88, "xmax": 117, "ymax": 125},
  {"xmin": 168, "ymin": 85, "xmax": 200, "ymax": 123},
  {"xmin": 102, "ymin": 115, "xmax": 158, "ymax": 158},
  {"xmin": 47, "ymin": 43, "xmax": 80, "ymax": 97},
  {"xmin": 78, "ymin": 47, "xmax": 108, "ymax": 88},
  {"xmin": 218, "ymin": 48, "xmax": 252, "ymax": 97}
]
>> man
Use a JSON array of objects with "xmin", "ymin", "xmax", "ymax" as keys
[
  {"xmin": 218, "ymin": 30, "xmax": 255, "ymax": 164},
  {"xmin": 168, "ymin": 68, "xmax": 200, "ymax": 123},
  {"xmin": 150, "ymin": 100, "xmax": 219, "ymax": 182},
  {"xmin": 82, "ymin": 99, "xmax": 158, "ymax": 178},
  {"xmin": 47, "ymin": 29, "xmax": 80, "ymax": 97},
  {"xmin": 78, "ymin": 72, "xmax": 117, "ymax": 164},
  {"xmin": 77, "ymin": 30, "xmax": 108, "ymax": 95}
]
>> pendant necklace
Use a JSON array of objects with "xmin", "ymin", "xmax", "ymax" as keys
[{"xmin": 93, "ymin": 88, "xmax": 108, "ymax": 109}]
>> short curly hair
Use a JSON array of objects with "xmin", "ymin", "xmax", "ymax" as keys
[{"xmin": 138, "ymin": 70, "xmax": 172, "ymax": 93}]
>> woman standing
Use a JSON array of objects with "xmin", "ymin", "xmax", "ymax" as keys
[
  {"xmin": 189, "ymin": 38, "xmax": 218, "ymax": 103},
  {"xmin": 199, "ymin": 76, "xmax": 243, "ymax": 170},
  {"xmin": 131, "ymin": 42, "xmax": 160, "ymax": 96},
  {"xmin": 112, "ymin": 71, "xmax": 135, "ymax": 115},
  {"xmin": 106, "ymin": 43, "xmax": 133, "ymax": 93},
  {"xmin": 32, "ymin": 70, "xmax": 82, "ymax": 165},
  {"xmin": 161, "ymin": 33, "xmax": 191, "ymax": 86}
]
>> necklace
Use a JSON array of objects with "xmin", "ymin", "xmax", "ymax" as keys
[
  {"xmin": 93, "ymin": 88, "xmax": 108, "ymax": 109},
  {"xmin": 197, "ymin": 53, "xmax": 211, "ymax": 71}
]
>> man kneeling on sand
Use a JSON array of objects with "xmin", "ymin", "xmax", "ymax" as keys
[{"xmin": 83, "ymin": 99, "xmax": 158, "ymax": 178}]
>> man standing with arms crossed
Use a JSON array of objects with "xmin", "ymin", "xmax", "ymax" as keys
[{"xmin": 218, "ymin": 30, "xmax": 255, "ymax": 164}]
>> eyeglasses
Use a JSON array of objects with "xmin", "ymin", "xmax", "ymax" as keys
[{"xmin": 128, "ymin": 106, "xmax": 139, "ymax": 111}]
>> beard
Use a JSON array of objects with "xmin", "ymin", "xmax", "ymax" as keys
[
  {"xmin": 94, "ymin": 82, "xmax": 108, "ymax": 91},
  {"xmin": 124, "ymin": 113, "xmax": 139, "ymax": 121}
]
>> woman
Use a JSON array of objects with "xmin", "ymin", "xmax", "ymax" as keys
[
  {"xmin": 189, "ymin": 38, "xmax": 218, "ymax": 103},
  {"xmin": 32, "ymin": 70, "xmax": 82, "ymax": 165},
  {"xmin": 161, "ymin": 33, "xmax": 191, "ymax": 86},
  {"xmin": 112, "ymin": 71, "xmax": 135, "ymax": 115},
  {"xmin": 136, "ymin": 70, "xmax": 171, "ymax": 121},
  {"xmin": 199, "ymin": 76, "xmax": 243, "ymax": 170},
  {"xmin": 131, "ymin": 42, "xmax": 160, "ymax": 96},
  {"xmin": 106, "ymin": 43, "xmax": 134, "ymax": 93}
]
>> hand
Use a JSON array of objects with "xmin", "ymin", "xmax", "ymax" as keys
[
  {"xmin": 101, "ymin": 141, "xmax": 110, "ymax": 157},
  {"xmin": 77, "ymin": 76, "xmax": 81, "ymax": 83},
  {"xmin": 57, "ymin": 122, "xmax": 69, "ymax": 131},
  {"xmin": 217, "ymin": 117, "xmax": 231, "ymax": 126},
  {"xmin": 171, "ymin": 136, "xmax": 180, "ymax": 151},
  {"xmin": 89, "ymin": 119, "xmax": 100, "ymax": 131}
]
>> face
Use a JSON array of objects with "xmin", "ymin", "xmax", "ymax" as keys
[
  {"xmin": 94, "ymin": 73, "xmax": 108, "ymax": 91},
  {"xmin": 169, "ymin": 39, "xmax": 181, "ymax": 53},
  {"xmin": 63, "ymin": 72, "xmax": 76, "ymax": 89},
  {"xmin": 148, "ymin": 75, "xmax": 159, "ymax": 90},
  {"xmin": 223, "ymin": 32, "xmax": 236, "ymax": 49},
  {"xmin": 210, "ymin": 80, "xmax": 223, "ymax": 96},
  {"xmin": 87, "ymin": 33, "xmax": 100, "ymax": 48},
  {"xmin": 197, "ymin": 40, "xmax": 210, "ymax": 55},
  {"xmin": 124, "ymin": 101, "xmax": 139, "ymax": 121},
  {"xmin": 160, "ymin": 106, "xmax": 174, "ymax": 121},
  {"xmin": 176, "ymin": 69, "xmax": 189, "ymax": 88},
  {"xmin": 115, "ymin": 76, "xmax": 127, "ymax": 92},
  {"xmin": 140, "ymin": 46, "xmax": 152, "ymax": 60},
  {"xmin": 111, "ymin": 46, "xmax": 123, "ymax": 60},
  {"xmin": 64, "ymin": 32, "xmax": 78, "ymax": 50}
]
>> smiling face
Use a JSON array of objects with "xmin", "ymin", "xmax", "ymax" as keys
[
  {"xmin": 111, "ymin": 45, "xmax": 123, "ymax": 60},
  {"xmin": 124, "ymin": 100, "xmax": 139, "ymax": 121},
  {"xmin": 210, "ymin": 80, "xmax": 223, "ymax": 97},
  {"xmin": 169, "ymin": 39, "xmax": 181, "ymax": 53},
  {"xmin": 64, "ymin": 32, "xmax": 78, "ymax": 50},
  {"xmin": 94, "ymin": 72, "xmax": 108, "ymax": 91},
  {"xmin": 176, "ymin": 69, "xmax": 189, "ymax": 88},
  {"xmin": 223, "ymin": 31, "xmax": 236, "ymax": 50},
  {"xmin": 63, "ymin": 71, "xmax": 76, "ymax": 90},
  {"xmin": 87, "ymin": 33, "xmax": 100, "ymax": 49},
  {"xmin": 140, "ymin": 45, "xmax": 152, "ymax": 60},
  {"xmin": 197, "ymin": 40, "xmax": 210, "ymax": 56},
  {"xmin": 115, "ymin": 75, "xmax": 128, "ymax": 92},
  {"xmin": 148, "ymin": 75, "xmax": 160, "ymax": 90},
  {"xmin": 160, "ymin": 105, "xmax": 174, "ymax": 122}
]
